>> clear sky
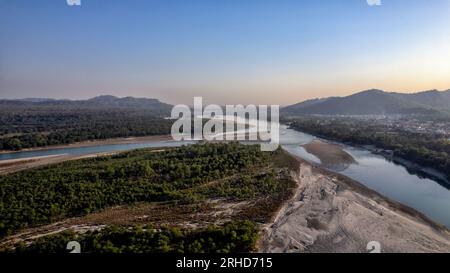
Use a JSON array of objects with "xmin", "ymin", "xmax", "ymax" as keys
[{"xmin": 1, "ymin": 0, "xmax": 449, "ymax": 105}]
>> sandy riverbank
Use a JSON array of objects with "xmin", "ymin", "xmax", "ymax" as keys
[
  {"xmin": 0, "ymin": 135, "xmax": 172, "ymax": 155},
  {"xmin": 302, "ymin": 140, "xmax": 356, "ymax": 171},
  {"xmin": 0, "ymin": 152, "xmax": 121, "ymax": 175},
  {"xmin": 0, "ymin": 135, "xmax": 172, "ymax": 174},
  {"xmin": 259, "ymin": 156, "xmax": 450, "ymax": 253}
]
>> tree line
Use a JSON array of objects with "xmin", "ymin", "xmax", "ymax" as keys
[
  {"xmin": 0, "ymin": 108, "xmax": 172, "ymax": 150},
  {"xmin": 10, "ymin": 221, "xmax": 258, "ymax": 254}
]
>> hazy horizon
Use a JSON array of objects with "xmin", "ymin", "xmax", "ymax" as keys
[
  {"xmin": 1, "ymin": 0, "xmax": 450, "ymax": 105},
  {"xmin": 2, "ymin": 87, "xmax": 450, "ymax": 107}
]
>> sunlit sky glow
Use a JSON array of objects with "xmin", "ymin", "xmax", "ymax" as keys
[{"xmin": 1, "ymin": 0, "xmax": 449, "ymax": 105}]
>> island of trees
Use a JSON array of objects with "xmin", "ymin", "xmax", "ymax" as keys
[{"xmin": 0, "ymin": 143, "xmax": 298, "ymax": 253}]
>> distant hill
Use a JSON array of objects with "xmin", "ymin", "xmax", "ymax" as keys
[
  {"xmin": 282, "ymin": 89, "xmax": 450, "ymax": 116},
  {"xmin": 390, "ymin": 89, "xmax": 450, "ymax": 111},
  {"xmin": 15, "ymin": 98, "xmax": 59, "ymax": 103},
  {"xmin": 0, "ymin": 95, "xmax": 173, "ymax": 117}
]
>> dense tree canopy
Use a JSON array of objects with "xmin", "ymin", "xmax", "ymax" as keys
[
  {"xmin": 0, "ymin": 108, "xmax": 172, "ymax": 150},
  {"xmin": 11, "ymin": 221, "xmax": 259, "ymax": 254},
  {"xmin": 0, "ymin": 143, "xmax": 275, "ymax": 237}
]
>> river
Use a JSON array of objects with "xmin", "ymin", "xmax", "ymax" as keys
[{"xmin": 1, "ymin": 124, "xmax": 450, "ymax": 228}]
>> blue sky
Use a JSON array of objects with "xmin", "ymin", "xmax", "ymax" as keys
[{"xmin": 1, "ymin": 0, "xmax": 449, "ymax": 105}]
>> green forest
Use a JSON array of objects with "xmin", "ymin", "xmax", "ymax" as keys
[
  {"xmin": 0, "ymin": 108, "xmax": 172, "ymax": 150},
  {"xmin": 0, "ymin": 143, "xmax": 297, "ymax": 253},
  {"xmin": 0, "ymin": 143, "xmax": 270, "ymax": 236},
  {"xmin": 289, "ymin": 117, "xmax": 450, "ymax": 181}
]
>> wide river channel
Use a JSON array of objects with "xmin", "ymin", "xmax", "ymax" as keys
[{"xmin": 2, "ymin": 123, "xmax": 450, "ymax": 228}]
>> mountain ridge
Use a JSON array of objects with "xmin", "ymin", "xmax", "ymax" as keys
[
  {"xmin": 282, "ymin": 89, "xmax": 450, "ymax": 116},
  {"xmin": 0, "ymin": 95, "xmax": 173, "ymax": 117}
]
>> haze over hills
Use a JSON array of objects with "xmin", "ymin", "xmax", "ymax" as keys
[
  {"xmin": 3, "ymin": 89, "xmax": 450, "ymax": 118},
  {"xmin": 282, "ymin": 89, "xmax": 450, "ymax": 116},
  {"xmin": 390, "ymin": 90, "xmax": 450, "ymax": 111},
  {"xmin": 0, "ymin": 95, "xmax": 173, "ymax": 117}
]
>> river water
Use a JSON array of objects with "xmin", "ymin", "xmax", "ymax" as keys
[{"xmin": 1, "ymin": 124, "xmax": 450, "ymax": 228}]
